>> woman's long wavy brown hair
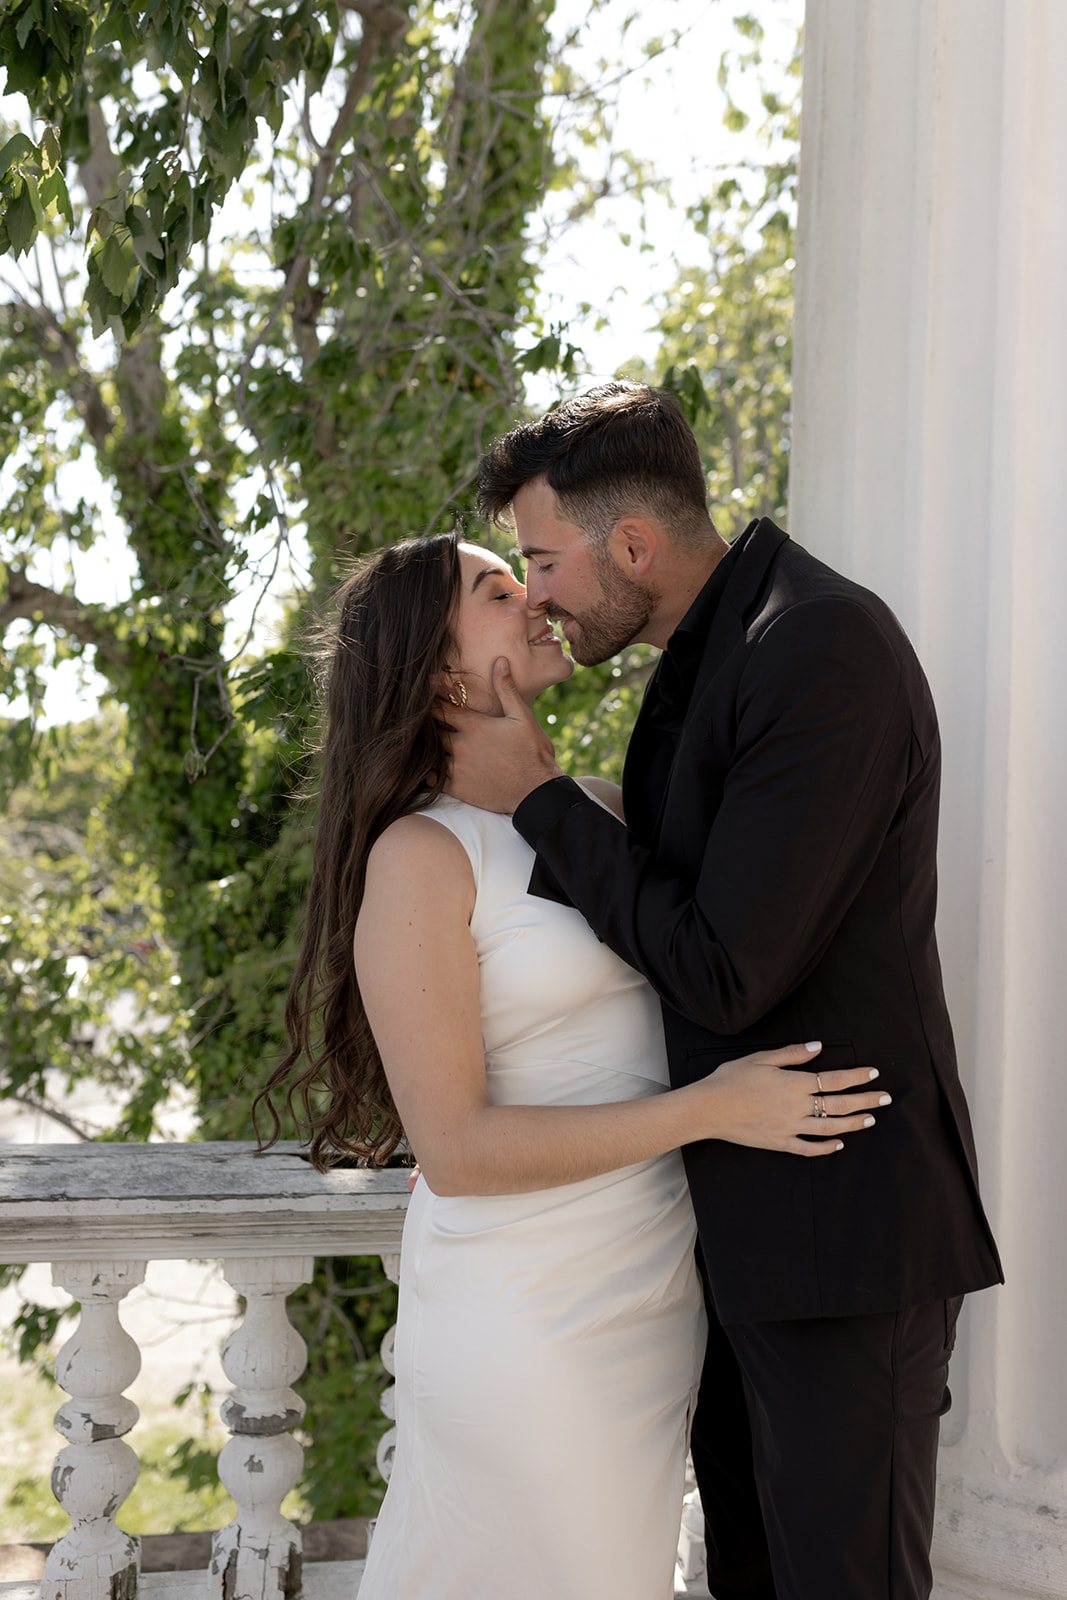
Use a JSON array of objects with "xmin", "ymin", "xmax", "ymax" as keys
[{"xmin": 255, "ymin": 532, "xmax": 463, "ymax": 1169}]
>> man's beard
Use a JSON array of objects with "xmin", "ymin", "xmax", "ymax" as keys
[{"xmin": 551, "ymin": 553, "xmax": 658, "ymax": 667}]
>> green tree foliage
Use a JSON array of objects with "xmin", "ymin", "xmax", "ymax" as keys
[
  {"xmin": 1, "ymin": 712, "xmax": 188, "ymax": 1142},
  {"xmin": 554, "ymin": 15, "xmax": 801, "ymax": 777},
  {"xmin": 644, "ymin": 13, "xmax": 799, "ymax": 541},
  {"xmin": 1, "ymin": 0, "xmax": 564, "ymax": 1145}
]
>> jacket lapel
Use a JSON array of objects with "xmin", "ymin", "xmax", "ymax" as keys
[
  {"xmin": 695, "ymin": 518, "xmax": 789, "ymax": 691},
  {"xmin": 625, "ymin": 519, "xmax": 790, "ymax": 846}
]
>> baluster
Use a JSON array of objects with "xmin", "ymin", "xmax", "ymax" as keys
[
  {"xmin": 375, "ymin": 1252, "xmax": 401, "ymax": 1486},
  {"xmin": 209, "ymin": 1256, "xmax": 313, "ymax": 1600},
  {"xmin": 365, "ymin": 1251, "xmax": 402, "ymax": 1560},
  {"xmin": 676, "ymin": 1487, "xmax": 710, "ymax": 1596},
  {"xmin": 42, "ymin": 1259, "xmax": 146, "ymax": 1600}
]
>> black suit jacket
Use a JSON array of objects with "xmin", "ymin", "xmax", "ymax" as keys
[{"xmin": 516, "ymin": 520, "xmax": 1003, "ymax": 1324}]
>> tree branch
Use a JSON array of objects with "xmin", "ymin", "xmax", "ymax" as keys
[
  {"xmin": 5, "ymin": 301, "xmax": 114, "ymax": 450},
  {"xmin": 2, "ymin": 1090, "xmax": 95, "ymax": 1141},
  {"xmin": 78, "ymin": 102, "xmax": 122, "ymax": 210},
  {"xmin": 78, "ymin": 104, "xmax": 169, "ymax": 470},
  {"xmin": 314, "ymin": 2, "xmax": 408, "ymax": 219},
  {"xmin": 239, "ymin": 2, "xmax": 408, "ymax": 411},
  {"xmin": 0, "ymin": 567, "xmax": 132, "ymax": 669}
]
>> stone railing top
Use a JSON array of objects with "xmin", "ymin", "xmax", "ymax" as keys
[{"xmin": 0, "ymin": 1142, "xmax": 410, "ymax": 1263}]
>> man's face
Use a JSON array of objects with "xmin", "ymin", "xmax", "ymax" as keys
[{"xmin": 512, "ymin": 479, "xmax": 656, "ymax": 667}]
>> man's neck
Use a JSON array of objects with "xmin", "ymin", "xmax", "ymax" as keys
[{"xmin": 643, "ymin": 537, "xmax": 731, "ymax": 648}]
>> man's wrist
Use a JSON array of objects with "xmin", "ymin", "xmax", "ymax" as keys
[{"xmin": 513, "ymin": 774, "xmax": 588, "ymax": 847}]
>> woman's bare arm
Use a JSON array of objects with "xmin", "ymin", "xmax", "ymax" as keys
[
  {"xmin": 354, "ymin": 815, "xmax": 888, "ymax": 1197},
  {"xmin": 577, "ymin": 777, "xmax": 625, "ymax": 821}
]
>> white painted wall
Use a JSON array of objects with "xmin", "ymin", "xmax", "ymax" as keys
[{"xmin": 790, "ymin": 3, "xmax": 1067, "ymax": 1595}]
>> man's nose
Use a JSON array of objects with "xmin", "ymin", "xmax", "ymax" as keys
[{"xmin": 524, "ymin": 568, "xmax": 550, "ymax": 612}]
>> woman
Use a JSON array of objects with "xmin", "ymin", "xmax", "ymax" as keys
[{"xmin": 260, "ymin": 532, "xmax": 886, "ymax": 1600}]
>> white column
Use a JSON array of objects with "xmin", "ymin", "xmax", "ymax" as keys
[{"xmin": 791, "ymin": 3, "xmax": 1067, "ymax": 1595}]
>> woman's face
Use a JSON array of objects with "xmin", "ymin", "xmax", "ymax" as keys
[{"xmin": 448, "ymin": 542, "xmax": 573, "ymax": 710}]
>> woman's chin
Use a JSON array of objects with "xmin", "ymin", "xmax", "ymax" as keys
[
  {"xmin": 513, "ymin": 657, "xmax": 569, "ymax": 700},
  {"xmin": 544, "ymin": 649, "xmax": 574, "ymax": 685},
  {"xmin": 536, "ymin": 663, "xmax": 573, "ymax": 697}
]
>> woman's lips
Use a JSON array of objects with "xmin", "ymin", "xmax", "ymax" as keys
[{"xmin": 529, "ymin": 623, "xmax": 561, "ymax": 646}]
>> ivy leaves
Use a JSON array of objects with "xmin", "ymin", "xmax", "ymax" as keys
[
  {"xmin": 0, "ymin": 0, "xmax": 91, "ymax": 110},
  {"xmin": 0, "ymin": 0, "xmax": 335, "ymax": 334},
  {"xmin": 0, "ymin": 124, "xmax": 73, "ymax": 258}
]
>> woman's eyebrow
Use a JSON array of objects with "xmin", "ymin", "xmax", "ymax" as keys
[{"xmin": 470, "ymin": 565, "xmax": 511, "ymax": 592}]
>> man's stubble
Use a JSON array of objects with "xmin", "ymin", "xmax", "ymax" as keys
[{"xmin": 550, "ymin": 549, "xmax": 659, "ymax": 667}]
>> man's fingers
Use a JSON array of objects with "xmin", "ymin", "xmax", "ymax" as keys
[{"xmin": 491, "ymin": 655, "xmax": 526, "ymax": 714}]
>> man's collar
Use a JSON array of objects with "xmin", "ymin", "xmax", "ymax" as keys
[
  {"xmin": 646, "ymin": 520, "xmax": 782, "ymax": 730},
  {"xmin": 666, "ymin": 523, "xmax": 753, "ymax": 656}
]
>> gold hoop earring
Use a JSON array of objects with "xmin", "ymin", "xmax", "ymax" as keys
[{"xmin": 446, "ymin": 681, "xmax": 468, "ymax": 709}]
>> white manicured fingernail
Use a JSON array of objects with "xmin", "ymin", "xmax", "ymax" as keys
[
  {"xmin": 863, "ymin": 1115, "xmax": 876, "ymax": 1127},
  {"xmin": 868, "ymin": 1068, "xmax": 880, "ymax": 1079},
  {"xmin": 805, "ymin": 1041, "xmax": 821, "ymax": 1051},
  {"xmin": 835, "ymin": 1141, "xmax": 844, "ymax": 1151},
  {"xmin": 878, "ymin": 1094, "xmax": 892, "ymax": 1106}
]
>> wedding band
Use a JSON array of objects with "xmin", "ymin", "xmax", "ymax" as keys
[
  {"xmin": 815, "ymin": 1073, "xmax": 824, "ymax": 1093},
  {"xmin": 814, "ymin": 1094, "xmax": 829, "ymax": 1119}
]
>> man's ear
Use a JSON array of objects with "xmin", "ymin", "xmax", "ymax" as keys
[{"xmin": 609, "ymin": 515, "xmax": 658, "ymax": 577}]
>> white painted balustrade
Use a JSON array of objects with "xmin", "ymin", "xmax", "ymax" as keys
[{"xmin": 0, "ymin": 1143, "xmax": 409, "ymax": 1600}]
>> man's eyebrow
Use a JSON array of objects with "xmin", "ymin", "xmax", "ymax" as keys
[{"xmin": 516, "ymin": 544, "xmax": 556, "ymax": 559}]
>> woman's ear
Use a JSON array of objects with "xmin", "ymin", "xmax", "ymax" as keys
[{"xmin": 437, "ymin": 669, "xmax": 468, "ymax": 709}]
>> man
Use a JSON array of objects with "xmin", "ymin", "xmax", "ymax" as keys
[{"xmin": 446, "ymin": 382, "xmax": 1002, "ymax": 1599}]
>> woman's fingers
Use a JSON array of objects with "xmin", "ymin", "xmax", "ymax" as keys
[
  {"xmin": 753, "ymin": 1041, "xmax": 826, "ymax": 1067},
  {"xmin": 806, "ymin": 1110, "xmax": 881, "ymax": 1134},
  {"xmin": 820, "ymin": 1089, "xmax": 891, "ymax": 1116},
  {"xmin": 706, "ymin": 1041, "xmax": 894, "ymax": 1156},
  {"xmin": 791, "ymin": 1136, "xmax": 846, "ymax": 1157},
  {"xmin": 817, "ymin": 1065, "xmax": 881, "ymax": 1091},
  {"xmin": 792, "ymin": 1136, "xmax": 845, "ymax": 1156}
]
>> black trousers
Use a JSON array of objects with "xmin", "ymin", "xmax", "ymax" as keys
[{"xmin": 690, "ymin": 1278, "xmax": 962, "ymax": 1600}]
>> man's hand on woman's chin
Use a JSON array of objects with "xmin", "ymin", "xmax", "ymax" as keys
[{"xmin": 445, "ymin": 657, "xmax": 564, "ymax": 814}]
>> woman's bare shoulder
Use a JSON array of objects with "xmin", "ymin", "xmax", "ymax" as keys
[{"xmin": 365, "ymin": 810, "xmax": 474, "ymax": 888}]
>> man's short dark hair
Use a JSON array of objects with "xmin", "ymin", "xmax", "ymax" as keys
[{"xmin": 477, "ymin": 381, "xmax": 716, "ymax": 549}]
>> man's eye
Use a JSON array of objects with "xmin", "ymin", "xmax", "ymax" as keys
[{"xmin": 534, "ymin": 562, "xmax": 552, "ymax": 574}]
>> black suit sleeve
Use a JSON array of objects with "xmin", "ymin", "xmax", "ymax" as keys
[{"xmin": 515, "ymin": 598, "xmax": 917, "ymax": 1032}]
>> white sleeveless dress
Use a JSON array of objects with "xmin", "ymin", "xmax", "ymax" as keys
[{"xmin": 357, "ymin": 793, "xmax": 706, "ymax": 1600}]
